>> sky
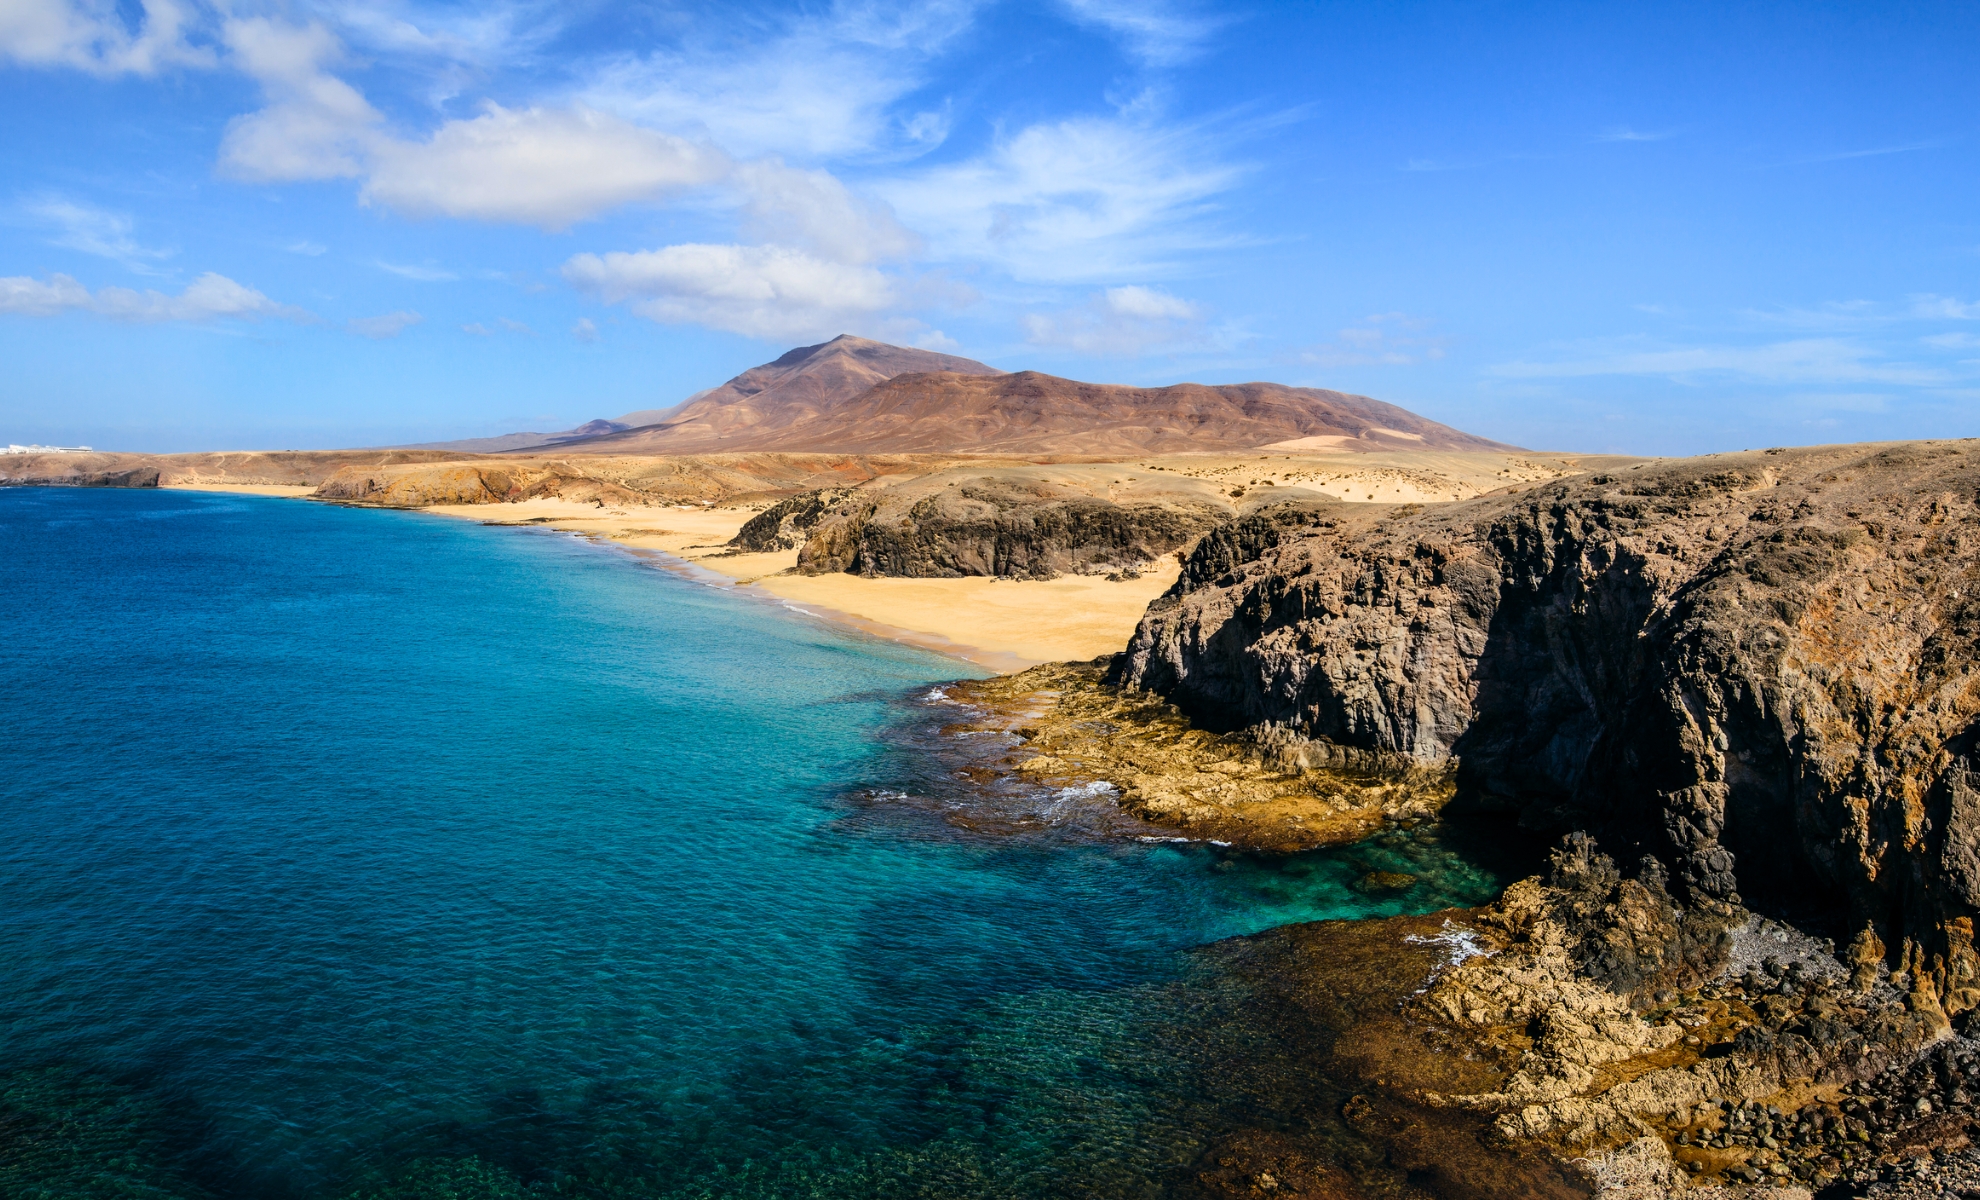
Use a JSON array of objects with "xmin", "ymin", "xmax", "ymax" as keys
[{"xmin": 1, "ymin": 0, "xmax": 1976, "ymax": 454}]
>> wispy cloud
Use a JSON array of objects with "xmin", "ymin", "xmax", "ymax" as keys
[
  {"xmin": 570, "ymin": 317, "xmax": 598, "ymax": 343},
  {"xmin": 1597, "ymin": 126, "xmax": 1675, "ymax": 142},
  {"xmin": 347, "ymin": 310, "xmax": 421, "ymax": 338},
  {"xmin": 880, "ymin": 110, "xmax": 1249, "ymax": 282},
  {"xmin": 1056, "ymin": 0, "xmax": 1226, "ymax": 66},
  {"xmin": 1760, "ymin": 140, "xmax": 1944, "ymax": 168},
  {"xmin": 1023, "ymin": 284, "xmax": 1209, "ymax": 355},
  {"xmin": 1487, "ymin": 337, "xmax": 1953, "ymax": 387},
  {"xmin": 22, "ymin": 195, "xmax": 175, "ymax": 272},
  {"xmin": 0, "ymin": 270, "xmax": 311, "ymax": 323},
  {"xmin": 580, "ymin": 1, "xmax": 980, "ymax": 160},
  {"xmin": 284, "ymin": 239, "xmax": 327, "ymax": 256},
  {"xmin": 1734, "ymin": 300, "xmax": 1887, "ymax": 331},
  {"xmin": 1912, "ymin": 294, "xmax": 1980, "ymax": 320},
  {"xmin": 1297, "ymin": 313, "xmax": 1446, "ymax": 368},
  {"xmin": 375, "ymin": 260, "xmax": 457, "ymax": 282}
]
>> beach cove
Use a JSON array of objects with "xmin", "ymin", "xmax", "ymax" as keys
[{"xmin": 0, "ymin": 487, "xmax": 1528, "ymax": 1199}]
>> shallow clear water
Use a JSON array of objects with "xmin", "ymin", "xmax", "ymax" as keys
[{"xmin": 0, "ymin": 489, "xmax": 1515, "ymax": 1198}]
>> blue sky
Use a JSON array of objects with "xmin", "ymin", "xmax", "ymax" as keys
[{"xmin": 2, "ymin": 0, "xmax": 1976, "ymax": 454}]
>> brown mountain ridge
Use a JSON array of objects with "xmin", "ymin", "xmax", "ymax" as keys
[{"xmin": 538, "ymin": 334, "xmax": 1516, "ymax": 456}]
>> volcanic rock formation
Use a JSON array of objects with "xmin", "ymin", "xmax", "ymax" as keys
[
  {"xmin": 1114, "ymin": 440, "xmax": 1980, "ymax": 1020},
  {"xmin": 541, "ymin": 335, "xmax": 1512, "ymax": 456},
  {"xmin": 542, "ymin": 335, "xmax": 1002, "ymax": 454}
]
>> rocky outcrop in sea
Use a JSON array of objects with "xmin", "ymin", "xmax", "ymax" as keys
[{"xmin": 1116, "ymin": 442, "xmax": 1980, "ymax": 1028}]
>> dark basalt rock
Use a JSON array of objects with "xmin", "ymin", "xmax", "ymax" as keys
[
  {"xmin": 727, "ymin": 488, "xmax": 857, "ymax": 552},
  {"xmin": 773, "ymin": 479, "xmax": 1227, "ymax": 580},
  {"xmin": 1114, "ymin": 441, "xmax": 1980, "ymax": 1016},
  {"xmin": 0, "ymin": 467, "xmax": 160, "ymax": 488}
]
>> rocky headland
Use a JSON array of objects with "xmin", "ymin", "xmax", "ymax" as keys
[
  {"xmin": 1115, "ymin": 441, "xmax": 1980, "ymax": 1015},
  {"xmin": 935, "ymin": 439, "xmax": 1980, "ymax": 1194}
]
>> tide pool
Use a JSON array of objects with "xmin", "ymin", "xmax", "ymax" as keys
[{"xmin": 0, "ymin": 489, "xmax": 1517, "ymax": 1198}]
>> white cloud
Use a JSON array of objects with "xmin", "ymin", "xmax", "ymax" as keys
[
  {"xmin": 24, "ymin": 195, "xmax": 173, "ymax": 272},
  {"xmin": 570, "ymin": 317, "xmax": 598, "ymax": 343},
  {"xmin": 375, "ymin": 260, "xmax": 457, "ymax": 282},
  {"xmin": 1103, "ymin": 284, "xmax": 1195, "ymax": 320},
  {"xmin": 1913, "ymin": 294, "xmax": 1980, "ymax": 320},
  {"xmin": 323, "ymin": 0, "xmax": 534, "ymax": 65},
  {"xmin": 1923, "ymin": 332, "xmax": 1980, "ymax": 350},
  {"xmin": 285, "ymin": 239, "xmax": 327, "ymax": 256},
  {"xmin": 363, "ymin": 103, "xmax": 727, "ymax": 229},
  {"xmin": 1299, "ymin": 313, "xmax": 1447, "ymax": 367},
  {"xmin": 217, "ymin": 17, "xmax": 381, "ymax": 182},
  {"xmin": 497, "ymin": 317, "xmax": 533, "ymax": 335},
  {"xmin": 0, "ymin": 272, "xmax": 91, "ymax": 315},
  {"xmin": 1736, "ymin": 300, "xmax": 1887, "ymax": 331},
  {"xmin": 732, "ymin": 158, "xmax": 919, "ymax": 265},
  {"xmin": 911, "ymin": 328, "xmax": 958, "ymax": 351},
  {"xmin": 0, "ymin": 270, "xmax": 310, "ymax": 322},
  {"xmin": 563, "ymin": 243, "xmax": 897, "ymax": 341},
  {"xmin": 347, "ymin": 310, "xmax": 421, "ymax": 338},
  {"xmin": 1488, "ymin": 338, "xmax": 1952, "ymax": 387},
  {"xmin": 0, "ymin": 0, "xmax": 211, "ymax": 74},
  {"xmin": 582, "ymin": 2, "xmax": 978, "ymax": 160},
  {"xmin": 1056, "ymin": 0, "xmax": 1223, "ymax": 66},
  {"xmin": 880, "ymin": 114, "xmax": 1245, "ymax": 281},
  {"xmin": 1023, "ymin": 284, "xmax": 1206, "ymax": 355},
  {"xmin": 462, "ymin": 321, "xmax": 491, "ymax": 336}
]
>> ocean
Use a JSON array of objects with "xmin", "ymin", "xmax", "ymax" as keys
[{"xmin": 0, "ymin": 488, "xmax": 1517, "ymax": 1198}]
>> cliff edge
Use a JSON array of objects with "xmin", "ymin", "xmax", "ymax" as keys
[{"xmin": 1115, "ymin": 440, "xmax": 1980, "ymax": 1021}]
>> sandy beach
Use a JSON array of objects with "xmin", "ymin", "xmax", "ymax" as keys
[
  {"xmin": 416, "ymin": 498, "xmax": 1174, "ymax": 668},
  {"xmin": 155, "ymin": 445, "xmax": 1631, "ymax": 669}
]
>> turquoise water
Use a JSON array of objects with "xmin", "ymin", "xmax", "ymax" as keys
[{"xmin": 0, "ymin": 489, "xmax": 1515, "ymax": 1199}]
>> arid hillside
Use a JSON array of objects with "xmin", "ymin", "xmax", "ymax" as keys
[
  {"xmin": 548, "ymin": 335, "xmax": 1002, "ymax": 454},
  {"xmin": 532, "ymin": 335, "xmax": 1514, "ymax": 456}
]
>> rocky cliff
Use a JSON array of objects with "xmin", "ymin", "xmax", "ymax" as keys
[
  {"xmin": 1115, "ymin": 441, "xmax": 1980, "ymax": 1019},
  {"xmin": 748, "ymin": 476, "xmax": 1230, "ymax": 579}
]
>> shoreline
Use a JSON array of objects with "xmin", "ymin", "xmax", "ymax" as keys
[
  {"xmin": 162, "ymin": 484, "xmax": 1161, "ymax": 672},
  {"xmin": 415, "ymin": 496, "xmax": 1178, "ymax": 670},
  {"xmin": 66, "ymin": 467, "xmax": 1980, "ymax": 1196}
]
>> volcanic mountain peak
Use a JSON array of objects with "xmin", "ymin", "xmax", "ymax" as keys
[{"xmin": 505, "ymin": 335, "xmax": 1514, "ymax": 456}]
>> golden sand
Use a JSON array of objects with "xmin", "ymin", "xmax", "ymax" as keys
[
  {"xmin": 415, "ymin": 498, "xmax": 1171, "ymax": 668},
  {"xmin": 163, "ymin": 484, "xmax": 319, "ymax": 498}
]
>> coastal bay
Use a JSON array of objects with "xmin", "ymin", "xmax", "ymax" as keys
[{"xmin": 0, "ymin": 486, "xmax": 1520, "ymax": 1199}]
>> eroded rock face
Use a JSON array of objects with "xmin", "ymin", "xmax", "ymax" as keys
[
  {"xmin": 1407, "ymin": 838, "xmax": 1953, "ymax": 1193},
  {"xmin": 0, "ymin": 466, "xmax": 159, "ymax": 488},
  {"xmin": 789, "ymin": 478, "xmax": 1226, "ymax": 579},
  {"xmin": 727, "ymin": 488, "xmax": 857, "ymax": 551},
  {"xmin": 1114, "ymin": 442, "xmax": 1980, "ymax": 1014},
  {"xmin": 944, "ymin": 659, "xmax": 1455, "ymax": 850}
]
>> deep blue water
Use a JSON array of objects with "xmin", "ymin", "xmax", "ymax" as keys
[{"xmin": 0, "ymin": 489, "xmax": 1515, "ymax": 1199}]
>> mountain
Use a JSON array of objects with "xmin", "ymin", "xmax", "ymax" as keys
[
  {"xmin": 550, "ymin": 340, "xmax": 1513, "ymax": 455},
  {"xmin": 399, "ymin": 418, "xmax": 644, "ymax": 454},
  {"xmin": 542, "ymin": 335, "xmax": 1002, "ymax": 454},
  {"xmin": 404, "ymin": 335, "xmax": 997, "ymax": 454}
]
